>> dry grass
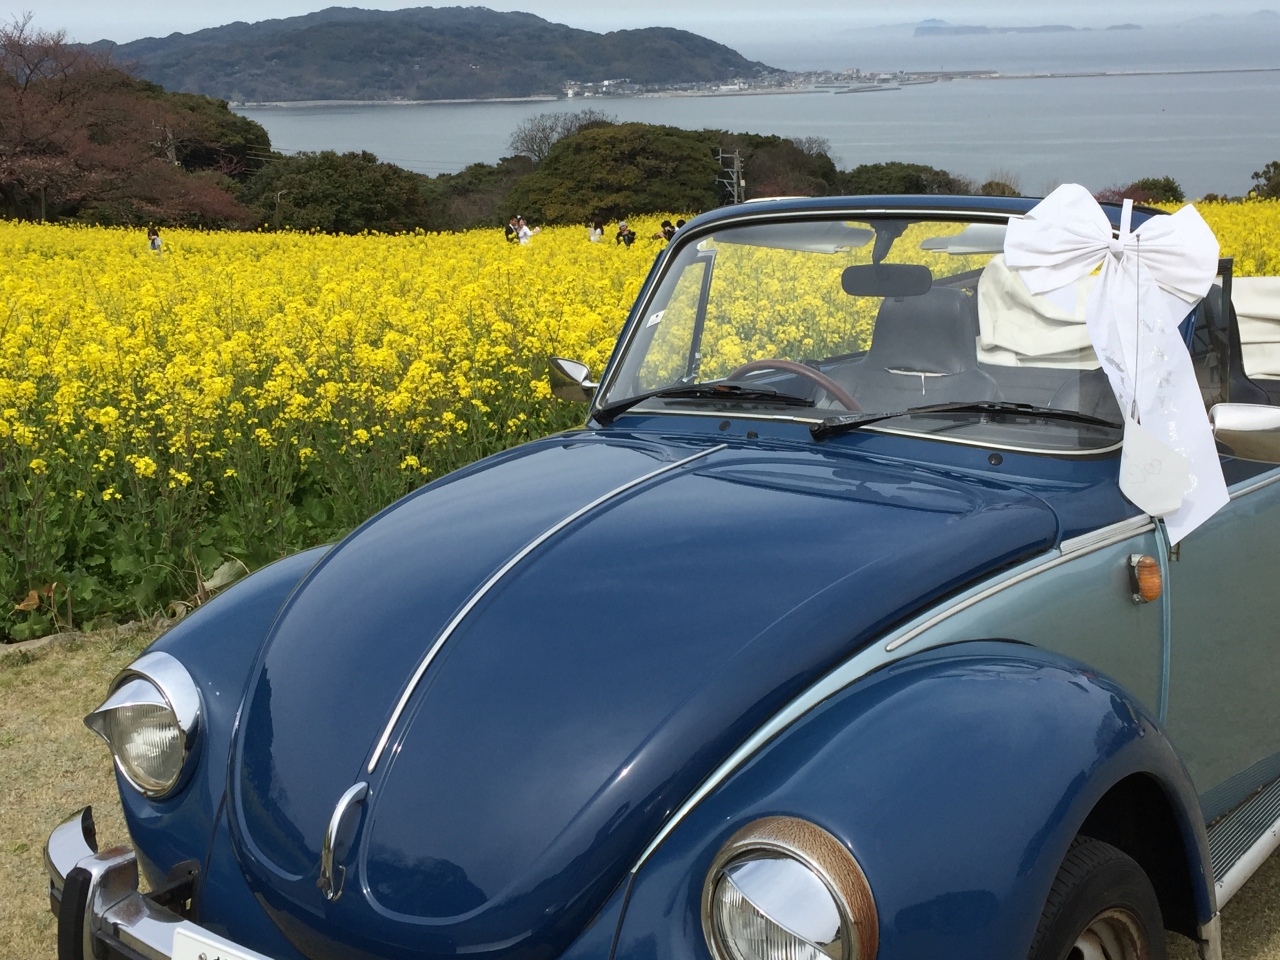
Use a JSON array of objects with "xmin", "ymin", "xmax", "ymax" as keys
[
  {"xmin": 0, "ymin": 628, "xmax": 159, "ymax": 960},
  {"xmin": 0, "ymin": 630, "xmax": 1278, "ymax": 960}
]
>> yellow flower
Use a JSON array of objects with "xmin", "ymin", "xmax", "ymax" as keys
[
  {"xmin": 127, "ymin": 455, "xmax": 158, "ymax": 478},
  {"xmin": 28, "ymin": 457, "xmax": 47, "ymax": 474}
]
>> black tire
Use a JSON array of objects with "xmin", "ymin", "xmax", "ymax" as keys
[{"xmin": 1027, "ymin": 837, "xmax": 1168, "ymax": 960}]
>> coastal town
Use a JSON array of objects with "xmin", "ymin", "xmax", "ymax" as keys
[{"xmin": 562, "ymin": 69, "xmax": 982, "ymax": 99}]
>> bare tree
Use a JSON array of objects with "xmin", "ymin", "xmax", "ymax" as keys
[
  {"xmin": 507, "ymin": 108, "xmax": 615, "ymax": 163},
  {"xmin": 0, "ymin": 14, "xmax": 249, "ymax": 223},
  {"xmin": 790, "ymin": 136, "xmax": 831, "ymax": 158}
]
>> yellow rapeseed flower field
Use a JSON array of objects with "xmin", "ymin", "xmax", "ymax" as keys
[
  {"xmin": 2, "ymin": 201, "xmax": 1279, "ymax": 639},
  {"xmin": 0, "ymin": 218, "xmax": 668, "ymax": 636}
]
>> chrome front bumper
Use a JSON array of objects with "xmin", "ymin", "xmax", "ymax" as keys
[{"xmin": 44, "ymin": 806, "xmax": 274, "ymax": 960}]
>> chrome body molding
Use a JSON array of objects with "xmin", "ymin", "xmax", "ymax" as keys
[
  {"xmin": 633, "ymin": 516, "xmax": 1167, "ymax": 875},
  {"xmin": 1059, "ymin": 515, "xmax": 1155, "ymax": 556},
  {"xmin": 367, "ymin": 443, "xmax": 728, "ymax": 772},
  {"xmin": 884, "ymin": 517, "xmax": 1154, "ymax": 654},
  {"xmin": 1229, "ymin": 465, "xmax": 1280, "ymax": 501}
]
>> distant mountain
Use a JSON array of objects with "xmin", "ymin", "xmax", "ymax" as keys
[{"xmin": 97, "ymin": 6, "xmax": 777, "ymax": 103}]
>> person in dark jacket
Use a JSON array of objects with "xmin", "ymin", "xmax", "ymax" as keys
[
  {"xmin": 653, "ymin": 220, "xmax": 676, "ymax": 242},
  {"xmin": 505, "ymin": 215, "xmax": 520, "ymax": 243},
  {"xmin": 616, "ymin": 221, "xmax": 636, "ymax": 247}
]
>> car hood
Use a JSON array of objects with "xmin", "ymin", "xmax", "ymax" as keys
[{"xmin": 229, "ymin": 432, "xmax": 1057, "ymax": 960}]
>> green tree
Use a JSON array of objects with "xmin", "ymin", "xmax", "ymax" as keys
[
  {"xmin": 1252, "ymin": 162, "xmax": 1280, "ymax": 199},
  {"xmin": 1128, "ymin": 176, "xmax": 1184, "ymax": 203},
  {"xmin": 1096, "ymin": 176, "xmax": 1185, "ymax": 205},
  {"xmin": 419, "ymin": 155, "xmax": 535, "ymax": 231},
  {"xmin": 239, "ymin": 150, "xmax": 430, "ymax": 233},
  {"xmin": 980, "ymin": 180, "xmax": 1020, "ymax": 197},
  {"xmin": 838, "ymin": 161, "xmax": 967, "ymax": 195},
  {"xmin": 723, "ymin": 133, "xmax": 841, "ymax": 199},
  {"xmin": 503, "ymin": 122, "xmax": 721, "ymax": 223}
]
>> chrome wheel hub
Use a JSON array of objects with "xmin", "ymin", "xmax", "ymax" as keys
[{"xmin": 1069, "ymin": 908, "xmax": 1146, "ymax": 960}]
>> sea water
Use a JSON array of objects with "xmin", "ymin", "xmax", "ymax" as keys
[{"xmin": 236, "ymin": 21, "xmax": 1280, "ymax": 197}]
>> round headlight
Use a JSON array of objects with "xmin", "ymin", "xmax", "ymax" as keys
[
  {"xmin": 85, "ymin": 652, "xmax": 200, "ymax": 798},
  {"xmin": 703, "ymin": 818, "xmax": 877, "ymax": 960}
]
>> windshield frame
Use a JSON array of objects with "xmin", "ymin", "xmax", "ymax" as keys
[{"xmin": 589, "ymin": 204, "xmax": 1132, "ymax": 456}]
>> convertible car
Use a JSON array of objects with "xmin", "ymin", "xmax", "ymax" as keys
[{"xmin": 45, "ymin": 196, "xmax": 1280, "ymax": 960}]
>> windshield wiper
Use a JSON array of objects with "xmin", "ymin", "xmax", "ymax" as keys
[
  {"xmin": 811, "ymin": 401, "xmax": 1122, "ymax": 442},
  {"xmin": 593, "ymin": 382, "xmax": 815, "ymax": 427}
]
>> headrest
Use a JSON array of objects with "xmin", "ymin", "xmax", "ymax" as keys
[{"xmin": 865, "ymin": 286, "xmax": 976, "ymax": 375}]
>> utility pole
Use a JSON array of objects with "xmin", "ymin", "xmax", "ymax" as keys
[
  {"xmin": 274, "ymin": 190, "xmax": 288, "ymax": 231},
  {"xmin": 717, "ymin": 150, "xmax": 745, "ymax": 204}
]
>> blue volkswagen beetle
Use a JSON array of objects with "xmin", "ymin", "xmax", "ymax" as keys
[{"xmin": 44, "ymin": 197, "xmax": 1280, "ymax": 960}]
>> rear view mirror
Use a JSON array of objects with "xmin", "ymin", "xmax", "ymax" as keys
[
  {"xmin": 548, "ymin": 357, "xmax": 598, "ymax": 402},
  {"xmin": 1210, "ymin": 403, "xmax": 1280, "ymax": 463},
  {"xmin": 842, "ymin": 264, "xmax": 933, "ymax": 298}
]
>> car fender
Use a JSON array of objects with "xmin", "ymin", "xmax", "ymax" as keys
[
  {"xmin": 115, "ymin": 545, "xmax": 330, "ymax": 886},
  {"xmin": 614, "ymin": 640, "xmax": 1211, "ymax": 960}
]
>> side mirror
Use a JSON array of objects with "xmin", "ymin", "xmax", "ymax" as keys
[
  {"xmin": 548, "ymin": 357, "xmax": 598, "ymax": 403},
  {"xmin": 1210, "ymin": 403, "xmax": 1280, "ymax": 463}
]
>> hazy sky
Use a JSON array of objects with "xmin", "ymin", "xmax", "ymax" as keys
[{"xmin": 20, "ymin": 0, "xmax": 1271, "ymax": 45}]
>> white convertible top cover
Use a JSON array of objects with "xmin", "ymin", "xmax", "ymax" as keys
[
  {"xmin": 975, "ymin": 255, "xmax": 1099, "ymax": 368},
  {"xmin": 1235, "ymin": 277, "xmax": 1280, "ymax": 379}
]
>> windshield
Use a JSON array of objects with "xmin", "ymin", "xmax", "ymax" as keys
[{"xmin": 599, "ymin": 216, "xmax": 1125, "ymax": 452}]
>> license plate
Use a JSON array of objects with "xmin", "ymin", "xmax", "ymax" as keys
[{"xmin": 172, "ymin": 925, "xmax": 276, "ymax": 960}]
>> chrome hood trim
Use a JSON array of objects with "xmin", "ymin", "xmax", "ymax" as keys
[{"xmin": 367, "ymin": 443, "xmax": 726, "ymax": 772}]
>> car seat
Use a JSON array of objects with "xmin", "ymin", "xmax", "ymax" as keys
[{"xmin": 833, "ymin": 286, "xmax": 1001, "ymax": 409}]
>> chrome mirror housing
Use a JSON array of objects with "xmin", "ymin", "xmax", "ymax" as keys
[
  {"xmin": 548, "ymin": 357, "xmax": 598, "ymax": 402},
  {"xmin": 1210, "ymin": 403, "xmax": 1280, "ymax": 464}
]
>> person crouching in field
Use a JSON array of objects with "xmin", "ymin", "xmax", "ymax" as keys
[
  {"xmin": 653, "ymin": 220, "xmax": 676, "ymax": 243},
  {"xmin": 616, "ymin": 221, "xmax": 636, "ymax": 248},
  {"xmin": 147, "ymin": 225, "xmax": 162, "ymax": 253}
]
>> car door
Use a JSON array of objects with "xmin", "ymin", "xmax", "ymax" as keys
[
  {"xmin": 1162, "ymin": 269, "xmax": 1280, "ymax": 867},
  {"xmin": 1163, "ymin": 467, "xmax": 1280, "ymax": 819}
]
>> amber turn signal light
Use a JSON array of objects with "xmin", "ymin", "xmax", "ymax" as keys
[{"xmin": 1128, "ymin": 554, "xmax": 1162, "ymax": 603}]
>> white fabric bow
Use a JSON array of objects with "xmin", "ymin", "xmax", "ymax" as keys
[{"xmin": 1004, "ymin": 183, "xmax": 1228, "ymax": 544}]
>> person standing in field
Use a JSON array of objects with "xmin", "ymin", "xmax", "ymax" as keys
[
  {"xmin": 588, "ymin": 219, "xmax": 605, "ymax": 242},
  {"xmin": 653, "ymin": 220, "xmax": 676, "ymax": 242},
  {"xmin": 147, "ymin": 225, "xmax": 162, "ymax": 253},
  {"xmin": 505, "ymin": 215, "xmax": 520, "ymax": 243},
  {"xmin": 517, "ymin": 217, "xmax": 540, "ymax": 244}
]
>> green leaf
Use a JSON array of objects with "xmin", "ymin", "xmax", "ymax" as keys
[{"xmin": 203, "ymin": 559, "xmax": 246, "ymax": 592}]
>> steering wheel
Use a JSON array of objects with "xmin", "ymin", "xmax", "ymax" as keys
[{"xmin": 726, "ymin": 358, "xmax": 861, "ymax": 412}]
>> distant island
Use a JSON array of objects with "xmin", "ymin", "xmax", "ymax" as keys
[
  {"xmin": 913, "ymin": 20, "xmax": 1142, "ymax": 37},
  {"xmin": 95, "ymin": 6, "xmax": 778, "ymax": 104}
]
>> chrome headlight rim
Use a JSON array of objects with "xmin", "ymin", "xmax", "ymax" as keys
[
  {"xmin": 85, "ymin": 651, "xmax": 201, "ymax": 799},
  {"xmin": 701, "ymin": 816, "xmax": 878, "ymax": 960}
]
